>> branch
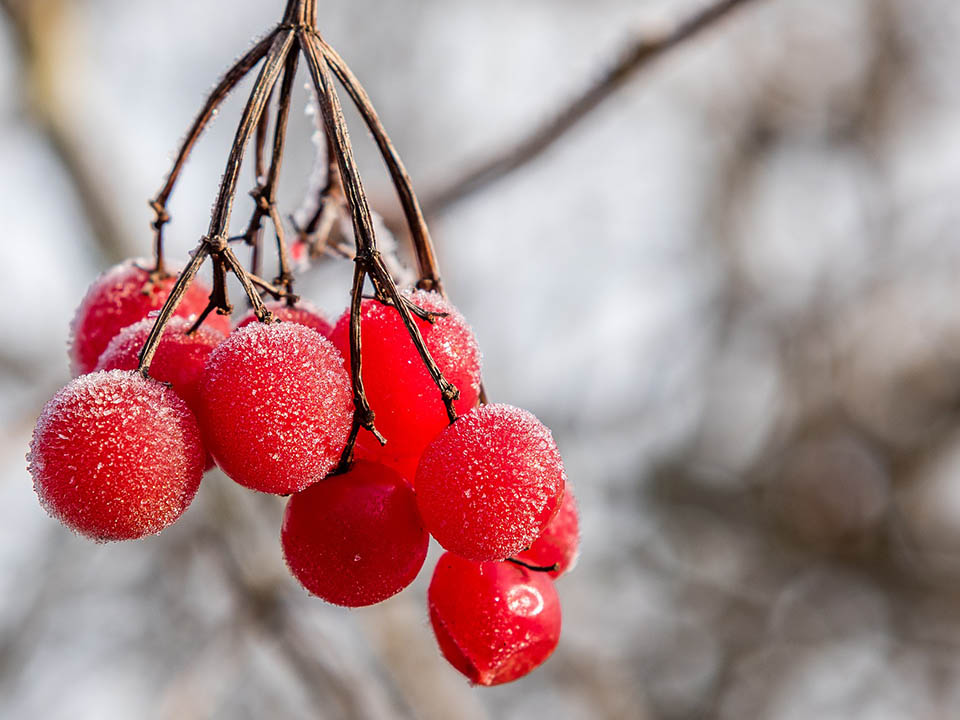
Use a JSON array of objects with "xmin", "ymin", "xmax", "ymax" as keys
[
  {"xmin": 150, "ymin": 32, "xmax": 275, "ymax": 275},
  {"xmin": 422, "ymin": 0, "xmax": 759, "ymax": 215}
]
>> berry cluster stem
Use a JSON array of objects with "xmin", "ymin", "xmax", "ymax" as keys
[{"xmin": 137, "ymin": 0, "xmax": 464, "ymax": 467}]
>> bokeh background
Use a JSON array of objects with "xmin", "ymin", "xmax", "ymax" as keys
[{"xmin": 4, "ymin": 0, "xmax": 960, "ymax": 717}]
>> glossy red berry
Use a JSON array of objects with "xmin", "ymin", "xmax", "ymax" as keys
[
  {"xmin": 416, "ymin": 404, "xmax": 566, "ymax": 561},
  {"xmin": 95, "ymin": 317, "xmax": 224, "ymax": 415},
  {"xmin": 515, "ymin": 487, "xmax": 580, "ymax": 578},
  {"xmin": 197, "ymin": 322, "xmax": 353, "ymax": 494},
  {"xmin": 330, "ymin": 291, "xmax": 481, "ymax": 462},
  {"xmin": 235, "ymin": 300, "xmax": 333, "ymax": 338},
  {"xmin": 69, "ymin": 259, "xmax": 229, "ymax": 375},
  {"xmin": 428, "ymin": 552, "xmax": 561, "ymax": 686},
  {"xmin": 353, "ymin": 433, "xmax": 421, "ymax": 484},
  {"xmin": 27, "ymin": 370, "xmax": 205, "ymax": 541},
  {"xmin": 281, "ymin": 461, "xmax": 429, "ymax": 607}
]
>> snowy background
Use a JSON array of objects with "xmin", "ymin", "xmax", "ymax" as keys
[{"xmin": 5, "ymin": 0, "xmax": 960, "ymax": 718}]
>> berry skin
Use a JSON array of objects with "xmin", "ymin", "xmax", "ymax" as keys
[
  {"xmin": 235, "ymin": 300, "xmax": 334, "ymax": 338},
  {"xmin": 69, "ymin": 259, "xmax": 230, "ymax": 375},
  {"xmin": 281, "ymin": 461, "xmax": 429, "ymax": 607},
  {"xmin": 197, "ymin": 322, "xmax": 353, "ymax": 494},
  {"xmin": 416, "ymin": 404, "xmax": 566, "ymax": 561},
  {"xmin": 515, "ymin": 487, "xmax": 580, "ymax": 578},
  {"xmin": 27, "ymin": 370, "xmax": 205, "ymax": 541},
  {"xmin": 330, "ymin": 291, "xmax": 481, "ymax": 463},
  {"xmin": 95, "ymin": 317, "xmax": 224, "ymax": 415},
  {"xmin": 353, "ymin": 431, "xmax": 421, "ymax": 484},
  {"xmin": 428, "ymin": 552, "xmax": 562, "ymax": 686}
]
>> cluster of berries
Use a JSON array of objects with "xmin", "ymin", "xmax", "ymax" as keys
[{"xmin": 28, "ymin": 258, "xmax": 580, "ymax": 685}]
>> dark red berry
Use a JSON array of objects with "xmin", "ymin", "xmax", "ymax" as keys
[
  {"xmin": 428, "ymin": 552, "xmax": 562, "ymax": 685},
  {"xmin": 330, "ymin": 291, "xmax": 481, "ymax": 462},
  {"xmin": 281, "ymin": 461, "xmax": 429, "ymax": 607},
  {"xmin": 353, "ymin": 431, "xmax": 421, "ymax": 484}
]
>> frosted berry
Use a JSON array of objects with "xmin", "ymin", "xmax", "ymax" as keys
[
  {"xmin": 27, "ymin": 370, "xmax": 205, "ymax": 541},
  {"xmin": 416, "ymin": 404, "xmax": 566, "ymax": 561},
  {"xmin": 429, "ymin": 552, "xmax": 561, "ymax": 686},
  {"xmin": 95, "ymin": 317, "xmax": 223, "ymax": 415},
  {"xmin": 235, "ymin": 299, "xmax": 333, "ymax": 337},
  {"xmin": 281, "ymin": 461, "xmax": 428, "ymax": 607},
  {"xmin": 69, "ymin": 259, "xmax": 229, "ymax": 375},
  {"xmin": 330, "ymin": 291, "xmax": 481, "ymax": 462},
  {"xmin": 515, "ymin": 487, "xmax": 580, "ymax": 578},
  {"xmin": 197, "ymin": 322, "xmax": 352, "ymax": 494}
]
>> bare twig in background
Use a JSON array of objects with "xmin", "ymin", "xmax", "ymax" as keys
[
  {"xmin": 422, "ymin": 0, "xmax": 759, "ymax": 215},
  {"xmin": 0, "ymin": 0, "xmax": 129, "ymax": 263}
]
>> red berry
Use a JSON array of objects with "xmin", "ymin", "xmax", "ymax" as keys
[
  {"xmin": 197, "ymin": 322, "xmax": 353, "ymax": 494},
  {"xmin": 281, "ymin": 461, "xmax": 429, "ymax": 607},
  {"xmin": 69, "ymin": 259, "xmax": 229, "ymax": 375},
  {"xmin": 428, "ymin": 552, "xmax": 562, "ymax": 686},
  {"xmin": 353, "ymin": 430, "xmax": 421, "ymax": 484},
  {"xmin": 95, "ymin": 317, "xmax": 224, "ymax": 415},
  {"xmin": 515, "ymin": 487, "xmax": 580, "ymax": 578},
  {"xmin": 330, "ymin": 291, "xmax": 481, "ymax": 462},
  {"xmin": 27, "ymin": 370, "xmax": 205, "ymax": 541},
  {"xmin": 235, "ymin": 300, "xmax": 333, "ymax": 337},
  {"xmin": 416, "ymin": 404, "xmax": 566, "ymax": 561}
]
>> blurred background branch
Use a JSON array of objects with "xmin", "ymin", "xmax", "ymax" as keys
[
  {"xmin": 1, "ymin": 0, "xmax": 128, "ymax": 263},
  {"xmin": 422, "ymin": 0, "xmax": 759, "ymax": 216}
]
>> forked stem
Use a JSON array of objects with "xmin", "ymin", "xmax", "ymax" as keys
[
  {"xmin": 138, "ymin": 29, "xmax": 295, "ymax": 373},
  {"xmin": 301, "ymin": 30, "xmax": 460, "ymax": 465},
  {"xmin": 138, "ymin": 0, "xmax": 464, "ymax": 471}
]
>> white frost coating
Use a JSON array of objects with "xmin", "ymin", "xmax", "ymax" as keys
[{"xmin": 289, "ymin": 83, "xmax": 330, "ymax": 262}]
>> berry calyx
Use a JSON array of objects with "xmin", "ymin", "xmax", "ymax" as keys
[
  {"xmin": 69, "ymin": 259, "xmax": 230, "ymax": 375},
  {"xmin": 416, "ymin": 404, "xmax": 566, "ymax": 561},
  {"xmin": 281, "ymin": 460, "xmax": 429, "ymax": 607},
  {"xmin": 428, "ymin": 552, "xmax": 562, "ymax": 686},
  {"xmin": 235, "ymin": 299, "xmax": 334, "ymax": 337},
  {"xmin": 515, "ymin": 487, "xmax": 580, "ymax": 578},
  {"xmin": 197, "ymin": 322, "xmax": 353, "ymax": 494},
  {"xmin": 95, "ymin": 317, "xmax": 224, "ymax": 415},
  {"xmin": 27, "ymin": 370, "xmax": 205, "ymax": 541},
  {"xmin": 330, "ymin": 291, "xmax": 482, "ymax": 462}
]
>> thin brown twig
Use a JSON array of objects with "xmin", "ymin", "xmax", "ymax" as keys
[
  {"xmin": 262, "ymin": 45, "xmax": 300, "ymax": 297},
  {"xmin": 301, "ymin": 29, "xmax": 461, "ymax": 467},
  {"xmin": 150, "ymin": 32, "xmax": 276, "ymax": 276},
  {"xmin": 422, "ymin": 0, "xmax": 759, "ymax": 215},
  {"xmin": 316, "ymin": 38, "xmax": 443, "ymax": 293},
  {"xmin": 137, "ymin": 29, "xmax": 295, "ymax": 373},
  {"xmin": 249, "ymin": 85, "xmax": 272, "ymax": 278}
]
